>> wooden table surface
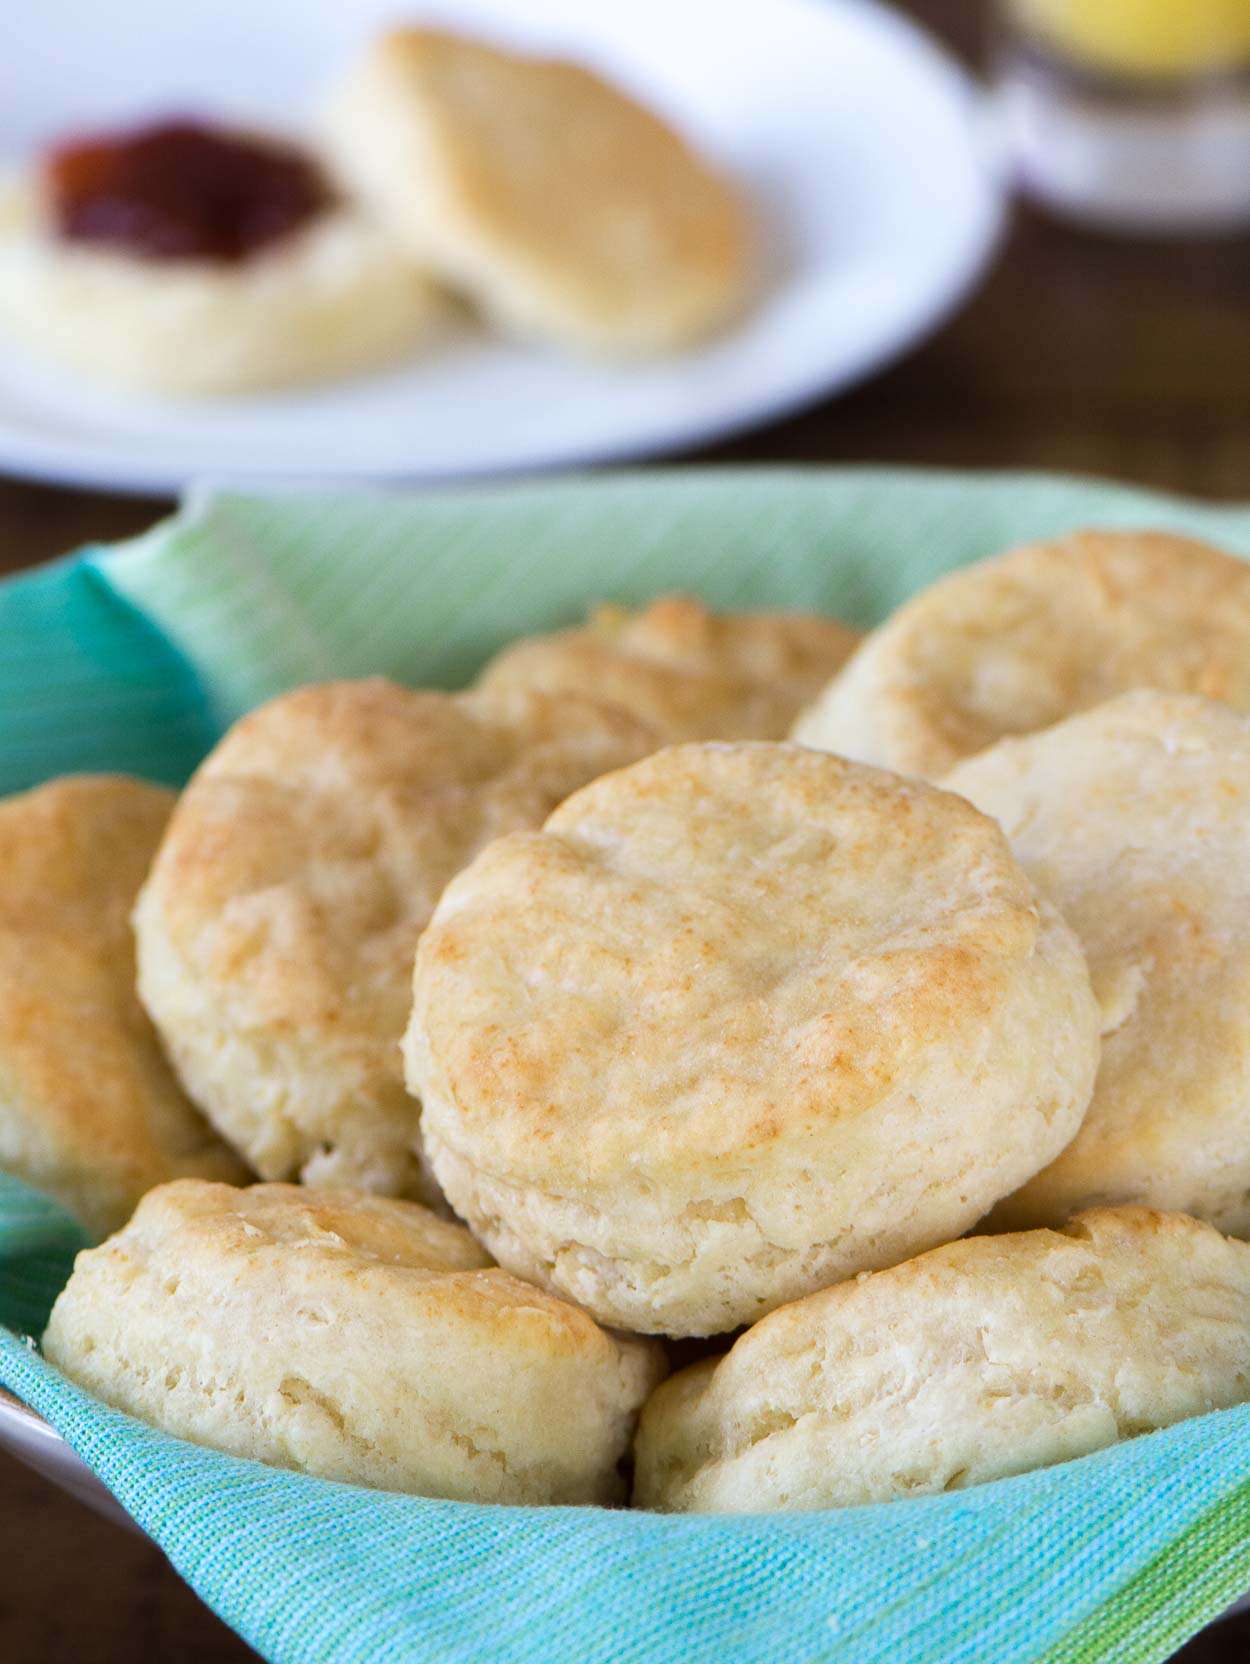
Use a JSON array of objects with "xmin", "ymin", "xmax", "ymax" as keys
[{"xmin": 2, "ymin": 2, "xmax": 1249, "ymax": 1659}]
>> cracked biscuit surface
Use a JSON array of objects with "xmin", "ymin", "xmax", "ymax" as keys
[
  {"xmin": 792, "ymin": 530, "xmax": 1250, "ymax": 779},
  {"xmin": 0, "ymin": 776, "xmax": 247, "ymax": 1236},
  {"xmin": 44, "ymin": 1180, "xmax": 664, "ymax": 1501},
  {"xmin": 405, "ymin": 742, "xmax": 1100, "ymax": 1336},
  {"xmin": 133, "ymin": 678, "xmax": 655, "ymax": 1204},
  {"xmin": 476, "ymin": 595, "xmax": 858, "ymax": 742},
  {"xmin": 634, "ymin": 1209, "xmax": 1250, "ymax": 1512},
  {"xmin": 947, "ymin": 691, "xmax": 1250, "ymax": 1233}
]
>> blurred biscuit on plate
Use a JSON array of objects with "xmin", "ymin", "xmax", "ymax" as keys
[
  {"xmin": 324, "ymin": 28, "xmax": 752, "ymax": 353},
  {"xmin": 0, "ymin": 121, "xmax": 440, "ymax": 396},
  {"xmin": 45, "ymin": 1179, "xmax": 664, "ymax": 1502},
  {"xmin": 0, "ymin": 776, "xmax": 247, "ymax": 1237},
  {"xmin": 793, "ymin": 530, "xmax": 1250, "ymax": 778}
]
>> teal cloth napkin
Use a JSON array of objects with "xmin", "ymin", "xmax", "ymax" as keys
[{"xmin": 5, "ymin": 466, "xmax": 1250, "ymax": 1664}]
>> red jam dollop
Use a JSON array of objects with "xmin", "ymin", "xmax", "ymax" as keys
[{"xmin": 44, "ymin": 119, "xmax": 334, "ymax": 263}]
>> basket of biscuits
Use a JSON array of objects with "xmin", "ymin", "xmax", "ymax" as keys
[{"xmin": 3, "ymin": 468, "xmax": 1250, "ymax": 1664}]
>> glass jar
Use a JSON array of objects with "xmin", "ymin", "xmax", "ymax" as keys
[{"xmin": 995, "ymin": 0, "xmax": 1250, "ymax": 233}]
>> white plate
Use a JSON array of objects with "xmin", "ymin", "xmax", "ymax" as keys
[
  {"xmin": 0, "ymin": 1386, "xmax": 138, "ymax": 1534},
  {"xmin": 0, "ymin": 0, "xmax": 1003, "ymax": 494}
]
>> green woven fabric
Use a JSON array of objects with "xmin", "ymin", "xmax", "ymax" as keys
[
  {"xmin": 105, "ymin": 467, "xmax": 1250, "ymax": 721},
  {"xmin": 0, "ymin": 558, "xmax": 217, "ymax": 792},
  {"xmin": 3, "ymin": 466, "xmax": 1250, "ymax": 1664}
]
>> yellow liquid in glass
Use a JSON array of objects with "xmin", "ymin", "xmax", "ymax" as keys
[{"xmin": 1012, "ymin": 0, "xmax": 1250, "ymax": 79}]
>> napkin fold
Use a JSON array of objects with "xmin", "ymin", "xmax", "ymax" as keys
[{"xmin": 4, "ymin": 466, "xmax": 1250, "ymax": 1664}]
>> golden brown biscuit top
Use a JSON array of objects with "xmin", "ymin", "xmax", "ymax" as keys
[
  {"xmin": 735, "ymin": 1207, "xmax": 1244, "ymax": 1348},
  {"xmin": 322, "ymin": 27, "xmax": 751, "ymax": 352},
  {"xmin": 946, "ymin": 690, "xmax": 1250, "ymax": 1230},
  {"xmin": 799, "ymin": 530, "xmax": 1250, "ymax": 778},
  {"xmin": 412, "ymin": 742, "xmax": 1049, "ymax": 1182},
  {"xmin": 133, "ymin": 1178, "xmax": 492, "ymax": 1271},
  {"xmin": 477, "ymin": 596, "xmax": 858, "ymax": 742},
  {"xmin": 107, "ymin": 1179, "xmax": 655, "ymax": 1363},
  {"xmin": 144, "ymin": 677, "xmax": 657, "ymax": 1045},
  {"xmin": 0, "ymin": 773, "xmax": 174, "ymax": 935},
  {"xmin": 0, "ymin": 775, "xmax": 247, "ymax": 1232},
  {"xmin": 945, "ymin": 688, "xmax": 1250, "ymax": 1047},
  {"xmin": 362, "ymin": 30, "xmax": 745, "ymax": 296},
  {"xmin": 671, "ymin": 1207, "xmax": 1250, "ymax": 1413}
]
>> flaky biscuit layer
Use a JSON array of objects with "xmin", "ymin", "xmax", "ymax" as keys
[
  {"xmin": 45, "ymin": 1180, "xmax": 663, "ymax": 1502},
  {"xmin": 634, "ymin": 1209, "xmax": 1250, "ymax": 1511}
]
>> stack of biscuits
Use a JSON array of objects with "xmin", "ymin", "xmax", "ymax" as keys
[{"xmin": 14, "ymin": 529, "xmax": 1250, "ymax": 1513}]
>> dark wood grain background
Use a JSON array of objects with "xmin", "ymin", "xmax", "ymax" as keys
[{"xmin": 2, "ymin": 2, "xmax": 1248, "ymax": 1658}]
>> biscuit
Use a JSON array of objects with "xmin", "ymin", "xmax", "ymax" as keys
[
  {"xmin": 634, "ymin": 1208, "xmax": 1250, "ymax": 1512},
  {"xmin": 0, "ymin": 166, "xmax": 439, "ymax": 395},
  {"xmin": 44, "ymin": 1180, "xmax": 664, "ymax": 1502},
  {"xmin": 946, "ymin": 691, "xmax": 1250, "ymax": 1233},
  {"xmin": 134, "ymin": 679, "xmax": 655, "ymax": 1202},
  {"xmin": 0, "ymin": 777, "xmax": 247, "ymax": 1236},
  {"xmin": 405, "ymin": 742, "xmax": 1100, "ymax": 1337},
  {"xmin": 792, "ymin": 530, "xmax": 1250, "ymax": 779},
  {"xmin": 323, "ymin": 29, "xmax": 751, "ymax": 353},
  {"xmin": 476, "ymin": 596, "xmax": 859, "ymax": 743}
]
